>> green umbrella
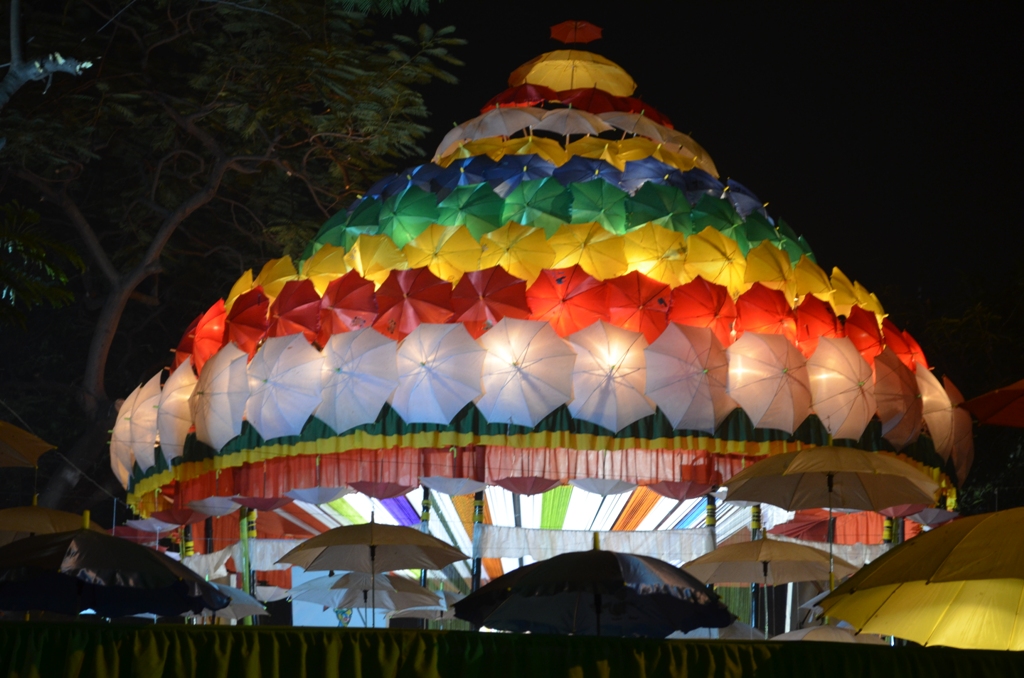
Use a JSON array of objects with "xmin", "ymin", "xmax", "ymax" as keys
[
  {"xmin": 437, "ymin": 183, "xmax": 504, "ymax": 240},
  {"xmin": 798, "ymin": 235, "xmax": 817, "ymax": 263},
  {"xmin": 346, "ymin": 197, "xmax": 383, "ymax": 229},
  {"xmin": 740, "ymin": 212, "xmax": 779, "ymax": 249},
  {"xmin": 379, "ymin": 185, "xmax": 439, "ymax": 248},
  {"xmin": 691, "ymin": 195, "xmax": 750, "ymax": 254},
  {"xmin": 624, "ymin": 181, "xmax": 694, "ymax": 233},
  {"xmin": 569, "ymin": 181, "xmax": 629, "ymax": 234},
  {"xmin": 768, "ymin": 219, "xmax": 809, "ymax": 264},
  {"xmin": 501, "ymin": 178, "xmax": 572, "ymax": 237}
]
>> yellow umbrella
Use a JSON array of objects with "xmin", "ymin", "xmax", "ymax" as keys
[
  {"xmin": 565, "ymin": 137, "xmax": 628, "ymax": 171},
  {"xmin": 436, "ymin": 138, "xmax": 508, "ymax": 165},
  {"xmin": 744, "ymin": 241, "xmax": 796, "ymax": 300},
  {"xmin": 684, "ymin": 227, "xmax": 748, "ymax": 297},
  {"xmin": 501, "ymin": 136, "xmax": 568, "ymax": 166},
  {"xmin": 622, "ymin": 222, "xmax": 689, "ymax": 287},
  {"xmin": 829, "ymin": 267, "xmax": 857, "ymax": 317},
  {"xmin": 344, "ymin": 234, "xmax": 408, "ymax": 288},
  {"xmin": 478, "ymin": 222, "xmax": 554, "ymax": 285},
  {"xmin": 300, "ymin": 244, "xmax": 349, "ymax": 295},
  {"xmin": 610, "ymin": 138, "xmax": 661, "ymax": 166},
  {"xmin": 548, "ymin": 222, "xmax": 627, "ymax": 280},
  {"xmin": 224, "ymin": 269, "xmax": 254, "ymax": 314},
  {"xmin": 853, "ymin": 281, "xmax": 885, "ymax": 318},
  {"xmin": 253, "ymin": 256, "xmax": 298, "ymax": 300},
  {"xmin": 509, "ymin": 50, "xmax": 637, "ymax": 97},
  {"xmin": 793, "ymin": 255, "xmax": 832, "ymax": 303},
  {"xmin": 0, "ymin": 422, "xmax": 54, "ymax": 469},
  {"xmin": 0, "ymin": 506, "xmax": 105, "ymax": 537},
  {"xmin": 820, "ymin": 507, "xmax": 1024, "ymax": 650},
  {"xmin": 402, "ymin": 224, "xmax": 481, "ymax": 284}
]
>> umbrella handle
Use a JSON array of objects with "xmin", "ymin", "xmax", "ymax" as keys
[{"xmin": 594, "ymin": 592, "xmax": 601, "ymax": 637}]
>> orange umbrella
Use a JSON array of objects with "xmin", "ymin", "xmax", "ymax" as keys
[
  {"xmin": 226, "ymin": 287, "xmax": 269, "ymax": 358},
  {"xmin": 151, "ymin": 509, "xmax": 207, "ymax": 527},
  {"xmin": 605, "ymin": 271, "xmax": 671, "ymax": 343},
  {"xmin": 550, "ymin": 20, "xmax": 602, "ymax": 44},
  {"xmin": 794, "ymin": 295, "xmax": 838, "ymax": 358},
  {"xmin": 172, "ymin": 313, "xmax": 201, "ymax": 370},
  {"xmin": 267, "ymin": 279, "xmax": 321, "ymax": 344},
  {"xmin": 373, "ymin": 268, "xmax": 454, "ymax": 340},
  {"xmin": 667, "ymin": 278, "xmax": 736, "ymax": 347},
  {"xmin": 525, "ymin": 265, "xmax": 608, "ymax": 337},
  {"xmin": 883, "ymin": 320, "xmax": 929, "ymax": 371},
  {"xmin": 451, "ymin": 266, "xmax": 530, "ymax": 338},
  {"xmin": 317, "ymin": 270, "xmax": 378, "ymax": 346},
  {"xmin": 841, "ymin": 306, "xmax": 883, "ymax": 365},
  {"xmin": 735, "ymin": 283, "xmax": 797, "ymax": 342},
  {"xmin": 192, "ymin": 300, "xmax": 227, "ymax": 374}
]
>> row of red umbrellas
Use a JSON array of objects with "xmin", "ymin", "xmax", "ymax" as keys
[{"xmin": 482, "ymin": 84, "xmax": 674, "ymax": 128}]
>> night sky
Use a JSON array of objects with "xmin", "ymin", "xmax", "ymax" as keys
[{"xmin": 397, "ymin": 1, "xmax": 1023, "ymax": 302}]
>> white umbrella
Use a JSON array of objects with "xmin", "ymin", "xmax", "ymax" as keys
[
  {"xmin": 772, "ymin": 624, "xmax": 886, "ymax": 645},
  {"xmin": 188, "ymin": 496, "xmax": 241, "ymax": 517},
  {"xmin": 128, "ymin": 372, "xmax": 162, "ymax": 471},
  {"xmin": 189, "ymin": 582, "xmax": 267, "ymax": 620},
  {"xmin": 807, "ymin": 337, "xmax": 877, "ymax": 441},
  {"xmin": 392, "ymin": 323, "xmax": 486, "ymax": 425},
  {"xmin": 727, "ymin": 332, "xmax": 812, "ymax": 434},
  {"xmin": 533, "ymin": 108, "xmax": 613, "ymax": 136},
  {"xmin": 419, "ymin": 477, "xmax": 487, "ymax": 496},
  {"xmin": 568, "ymin": 478, "xmax": 637, "ymax": 496},
  {"xmin": 388, "ymin": 590, "xmax": 461, "ymax": 620},
  {"xmin": 566, "ymin": 321, "xmax": 654, "ymax": 432},
  {"xmin": 915, "ymin": 363, "xmax": 954, "ymax": 461},
  {"xmin": 245, "ymin": 335, "xmax": 324, "ymax": 440},
  {"xmin": 110, "ymin": 383, "xmax": 142, "ymax": 486},
  {"xmin": 255, "ymin": 585, "xmax": 290, "ymax": 603},
  {"xmin": 189, "ymin": 343, "xmax": 249, "ymax": 451},
  {"xmin": 873, "ymin": 348, "xmax": 922, "ymax": 450},
  {"xmin": 944, "ymin": 376, "xmax": 974, "ymax": 483},
  {"xmin": 434, "ymin": 108, "xmax": 545, "ymax": 157},
  {"xmin": 668, "ymin": 620, "xmax": 761, "ymax": 640},
  {"xmin": 125, "ymin": 517, "xmax": 179, "ymax": 533},
  {"xmin": 476, "ymin": 318, "xmax": 576, "ymax": 427},
  {"xmin": 316, "ymin": 328, "xmax": 398, "ymax": 434},
  {"xmin": 597, "ymin": 111, "xmax": 676, "ymax": 143},
  {"xmin": 289, "ymin": 573, "xmax": 438, "ymax": 611},
  {"xmin": 285, "ymin": 487, "xmax": 352, "ymax": 504},
  {"xmin": 157, "ymin": 358, "xmax": 198, "ymax": 462},
  {"xmin": 644, "ymin": 324, "xmax": 735, "ymax": 434}
]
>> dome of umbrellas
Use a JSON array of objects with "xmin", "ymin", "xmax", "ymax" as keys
[{"xmin": 111, "ymin": 29, "xmax": 973, "ymax": 517}]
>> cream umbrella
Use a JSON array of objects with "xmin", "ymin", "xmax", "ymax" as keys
[
  {"xmin": 873, "ymin": 348, "xmax": 922, "ymax": 450},
  {"xmin": 533, "ymin": 108, "xmax": 613, "ymax": 136},
  {"xmin": 188, "ymin": 582, "xmax": 267, "ymax": 620},
  {"xmin": 316, "ymin": 328, "xmax": 398, "ymax": 434},
  {"xmin": 644, "ymin": 323, "xmax": 735, "ymax": 434},
  {"xmin": 476, "ymin": 318, "xmax": 576, "ymax": 427},
  {"xmin": 566, "ymin": 321, "xmax": 654, "ymax": 432},
  {"xmin": 278, "ymin": 523, "xmax": 467, "ymax": 573},
  {"xmin": 187, "ymin": 496, "xmax": 241, "ymax": 517},
  {"xmin": 727, "ymin": 332, "xmax": 812, "ymax": 434},
  {"xmin": 293, "ymin": 573, "xmax": 440, "ymax": 612},
  {"xmin": 916, "ymin": 363, "xmax": 954, "ymax": 461},
  {"xmin": 245, "ymin": 335, "xmax": 324, "ymax": 440},
  {"xmin": 685, "ymin": 539, "xmax": 858, "ymax": 586},
  {"xmin": 434, "ymin": 108, "xmax": 546, "ymax": 158},
  {"xmin": 807, "ymin": 337, "xmax": 877, "ymax": 441},
  {"xmin": 772, "ymin": 625, "xmax": 886, "ymax": 644},
  {"xmin": 189, "ymin": 343, "xmax": 249, "ymax": 451},
  {"xmin": 392, "ymin": 323, "xmax": 486, "ymax": 425},
  {"xmin": 388, "ymin": 590, "xmax": 461, "ymax": 620},
  {"xmin": 597, "ymin": 111, "xmax": 677, "ymax": 143},
  {"xmin": 157, "ymin": 357, "xmax": 198, "ymax": 463},
  {"xmin": 127, "ymin": 372, "xmax": 162, "ymax": 472},
  {"xmin": 419, "ymin": 477, "xmax": 487, "ymax": 497},
  {"xmin": 110, "ymin": 382, "xmax": 142, "ymax": 485},
  {"xmin": 286, "ymin": 487, "xmax": 352, "ymax": 505},
  {"xmin": 944, "ymin": 377, "xmax": 975, "ymax": 484}
]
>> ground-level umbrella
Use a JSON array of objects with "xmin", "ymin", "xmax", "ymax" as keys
[
  {"xmin": 772, "ymin": 624, "xmax": 886, "ymax": 644},
  {"xmin": 188, "ymin": 582, "xmax": 267, "ymax": 620}
]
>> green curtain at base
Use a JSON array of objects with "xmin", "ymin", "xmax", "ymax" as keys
[{"xmin": 2, "ymin": 623, "xmax": 1021, "ymax": 678}]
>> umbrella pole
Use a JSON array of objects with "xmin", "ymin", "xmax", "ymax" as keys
[
  {"xmin": 827, "ymin": 473, "xmax": 835, "ymax": 591},
  {"xmin": 370, "ymin": 511, "xmax": 376, "ymax": 629},
  {"xmin": 762, "ymin": 561, "xmax": 769, "ymax": 640},
  {"xmin": 471, "ymin": 490, "xmax": 484, "ymax": 592}
]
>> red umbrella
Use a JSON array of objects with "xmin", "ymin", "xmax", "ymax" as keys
[
  {"xmin": 841, "ymin": 306, "xmax": 883, "ymax": 364},
  {"xmin": 734, "ymin": 283, "xmax": 797, "ymax": 342},
  {"xmin": 898, "ymin": 327, "xmax": 929, "ymax": 370},
  {"xmin": 878, "ymin": 504, "xmax": 928, "ymax": 519},
  {"xmin": 373, "ymin": 267, "xmax": 454, "ymax": 340},
  {"xmin": 318, "ymin": 270, "xmax": 378, "ymax": 346},
  {"xmin": 556, "ymin": 87, "xmax": 624, "ymax": 115},
  {"xmin": 667, "ymin": 278, "xmax": 737, "ymax": 347},
  {"xmin": 151, "ymin": 508, "xmax": 207, "ymax": 527},
  {"xmin": 234, "ymin": 496, "xmax": 295, "ymax": 511},
  {"xmin": 794, "ymin": 295, "xmax": 838, "ymax": 358},
  {"xmin": 550, "ymin": 20, "xmax": 603, "ymax": 44},
  {"xmin": 646, "ymin": 481, "xmax": 715, "ymax": 501},
  {"xmin": 347, "ymin": 481, "xmax": 414, "ymax": 500},
  {"xmin": 172, "ymin": 313, "xmax": 202, "ymax": 369},
  {"xmin": 881, "ymin": 319, "xmax": 913, "ymax": 370},
  {"xmin": 192, "ymin": 299, "xmax": 227, "ymax": 374},
  {"xmin": 962, "ymin": 378, "xmax": 1024, "ymax": 427},
  {"xmin": 493, "ymin": 477, "xmax": 561, "ymax": 496},
  {"xmin": 267, "ymin": 279, "xmax": 321, "ymax": 343},
  {"xmin": 605, "ymin": 271, "xmax": 671, "ymax": 343},
  {"xmin": 618, "ymin": 97, "xmax": 674, "ymax": 128},
  {"xmin": 482, "ymin": 84, "xmax": 558, "ymax": 113},
  {"xmin": 525, "ymin": 265, "xmax": 608, "ymax": 337},
  {"xmin": 452, "ymin": 266, "xmax": 530, "ymax": 338},
  {"xmin": 226, "ymin": 287, "xmax": 269, "ymax": 358}
]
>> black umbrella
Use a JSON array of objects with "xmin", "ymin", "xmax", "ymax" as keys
[
  {"xmin": 0, "ymin": 529, "xmax": 229, "ymax": 618},
  {"xmin": 454, "ymin": 549, "xmax": 733, "ymax": 637}
]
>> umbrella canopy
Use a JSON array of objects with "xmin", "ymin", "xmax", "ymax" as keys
[
  {"xmin": 552, "ymin": 155, "xmax": 623, "ymax": 186},
  {"xmin": 0, "ymin": 422, "xmax": 54, "ymax": 469},
  {"xmin": 245, "ymin": 335, "xmax": 324, "ymax": 440},
  {"xmin": 526, "ymin": 265, "xmax": 609, "ymax": 337},
  {"xmin": 794, "ymin": 255, "xmax": 833, "ymax": 302},
  {"xmin": 743, "ymin": 242, "xmax": 795, "ymax": 298},
  {"xmin": 156, "ymin": 358, "xmax": 197, "ymax": 464},
  {"xmin": 379, "ymin": 185, "xmax": 438, "ymax": 248},
  {"xmin": 482, "ymin": 84, "xmax": 558, "ymax": 112},
  {"xmin": 548, "ymin": 222, "xmax": 628, "ymax": 279},
  {"xmin": 0, "ymin": 529, "xmax": 228, "ymax": 617},
  {"xmin": 285, "ymin": 486, "xmax": 352, "ymax": 505},
  {"xmin": 478, "ymin": 223, "xmax": 555, "ymax": 285},
  {"xmin": 451, "ymin": 266, "xmax": 530, "ymax": 338},
  {"xmin": 509, "ymin": 50, "xmax": 637, "ymax": 97},
  {"xmin": 962, "ymin": 378, "xmax": 1024, "ymax": 427},
  {"xmin": 191, "ymin": 300, "xmax": 227, "ymax": 375},
  {"xmin": 772, "ymin": 625, "xmax": 885, "ymax": 644},
  {"xmin": 723, "ymin": 447, "xmax": 940, "ymax": 512},
  {"xmin": 598, "ymin": 112, "xmax": 677, "ymax": 144},
  {"xmin": 344, "ymin": 234, "xmax": 407, "ymax": 288},
  {"xmin": 567, "ymin": 321, "xmax": 654, "ymax": 432},
  {"xmin": 550, "ymin": 20, "xmax": 602, "ymax": 44},
  {"xmin": 389, "ymin": 590, "xmax": 461, "ymax": 620},
  {"xmin": 916, "ymin": 364, "xmax": 955, "ymax": 461},
  {"xmin": 820, "ymin": 507, "xmax": 1024, "ymax": 650},
  {"xmin": 726, "ymin": 332, "xmax": 812, "ymax": 434},
  {"xmin": 605, "ymin": 271, "xmax": 671, "ymax": 343},
  {"xmin": 685, "ymin": 539, "xmax": 858, "ymax": 586},
  {"xmin": 533, "ymin": 108, "xmax": 614, "ymax": 136},
  {"xmin": 189, "ymin": 582, "xmax": 267, "ymax": 620},
  {"xmin": 841, "ymin": 306, "xmax": 883, "ymax": 365},
  {"xmin": 189, "ymin": 343, "xmax": 250, "ymax": 451},
  {"xmin": 252, "ymin": 256, "xmax": 297, "ymax": 300},
  {"xmin": 807, "ymin": 337, "xmax": 877, "ymax": 441},
  {"xmin": 290, "ymin": 573, "xmax": 439, "ymax": 611},
  {"xmin": 477, "ymin": 318, "xmax": 576, "ymax": 427},
  {"xmin": 944, "ymin": 377, "xmax": 975, "ymax": 485},
  {"xmin": 277, "ymin": 522, "xmax": 467, "ymax": 573},
  {"xmin": 0, "ymin": 507, "xmax": 104, "ymax": 545},
  {"xmin": 794, "ymin": 295, "xmax": 838, "ymax": 358},
  {"xmin": 568, "ymin": 181, "xmax": 630, "ymax": 234},
  {"xmin": 300, "ymin": 244, "xmax": 349, "ymax": 296},
  {"xmin": 501, "ymin": 178, "xmax": 572, "ymax": 237},
  {"xmin": 684, "ymin": 227, "xmax": 748, "ymax": 298},
  {"xmin": 373, "ymin": 267, "xmax": 454, "ymax": 341},
  {"xmin": 644, "ymin": 324, "xmax": 735, "ymax": 434},
  {"xmin": 735, "ymin": 283, "xmax": 797, "ymax": 342},
  {"xmin": 392, "ymin": 323, "xmax": 486, "ymax": 425},
  {"xmin": 316, "ymin": 328, "xmax": 398, "ymax": 435},
  {"xmin": 667, "ymin": 278, "xmax": 737, "ymax": 347},
  {"xmin": 226, "ymin": 287, "xmax": 269, "ymax": 357},
  {"xmin": 874, "ymin": 348, "xmax": 923, "ymax": 450},
  {"xmin": 437, "ymin": 183, "xmax": 504, "ymax": 238},
  {"xmin": 621, "ymin": 222, "xmax": 688, "ymax": 287},
  {"xmin": 128, "ymin": 372, "xmax": 161, "ymax": 472},
  {"xmin": 267, "ymin": 279, "xmax": 321, "ymax": 344},
  {"xmin": 454, "ymin": 549, "xmax": 732, "ymax": 637},
  {"xmin": 402, "ymin": 224, "xmax": 481, "ymax": 284},
  {"xmin": 317, "ymin": 269, "xmax": 378, "ymax": 345},
  {"xmin": 669, "ymin": 620, "xmax": 761, "ymax": 640}
]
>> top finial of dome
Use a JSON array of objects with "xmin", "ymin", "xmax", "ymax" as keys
[{"xmin": 550, "ymin": 20, "xmax": 603, "ymax": 45}]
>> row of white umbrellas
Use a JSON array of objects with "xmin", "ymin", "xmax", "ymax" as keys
[{"xmin": 110, "ymin": 319, "xmax": 967, "ymax": 487}]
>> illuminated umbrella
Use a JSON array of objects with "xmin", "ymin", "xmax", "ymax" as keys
[
  {"xmin": 684, "ymin": 227, "xmax": 747, "ymax": 297},
  {"xmin": 962, "ymin": 378, "xmax": 1024, "ymax": 428},
  {"xmin": 526, "ymin": 265, "xmax": 609, "ymax": 337},
  {"xmin": 156, "ymin": 358, "xmax": 197, "ymax": 463},
  {"xmin": 605, "ymin": 271, "xmax": 671, "ymax": 343},
  {"xmin": 344, "ymin": 234, "xmax": 407, "ymax": 288},
  {"xmin": 691, "ymin": 196, "xmax": 747, "ymax": 249},
  {"xmin": 373, "ymin": 267, "xmax": 454, "ymax": 341},
  {"xmin": 389, "ymin": 590, "xmax": 461, "ymax": 621},
  {"xmin": 187, "ymin": 496, "xmax": 241, "ymax": 517},
  {"xmin": 569, "ymin": 181, "xmax": 630, "ymax": 234},
  {"xmin": 478, "ymin": 222, "xmax": 555, "ymax": 285},
  {"xmin": 300, "ymin": 244, "xmax": 349, "ymax": 295},
  {"xmin": 618, "ymin": 158, "xmax": 681, "ymax": 196},
  {"xmin": 555, "ymin": 87, "xmax": 624, "ymax": 115},
  {"xmin": 551, "ymin": 156, "xmax": 623, "ymax": 186},
  {"xmin": 151, "ymin": 508, "xmax": 207, "ymax": 527},
  {"xmin": 467, "ymin": 107, "xmax": 545, "ymax": 139},
  {"xmin": 807, "ymin": 337, "xmax": 877, "ymax": 441},
  {"xmin": 829, "ymin": 268, "xmax": 858, "ymax": 317},
  {"xmin": 882, "ymin": 320, "xmax": 929, "ymax": 372},
  {"xmin": 794, "ymin": 255, "xmax": 833, "ymax": 302},
  {"xmin": 735, "ymin": 283, "xmax": 797, "ymax": 342},
  {"xmin": 550, "ymin": 20, "xmax": 602, "ymax": 44},
  {"xmin": 433, "ymin": 156, "xmax": 496, "ymax": 194},
  {"xmin": 565, "ymin": 137, "xmax": 630, "ymax": 171},
  {"xmin": 189, "ymin": 343, "xmax": 249, "ymax": 451},
  {"xmin": 772, "ymin": 625, "xmax": 885, "ymax": 644},
  {"xmin": 598, "ymin": 112, "xmax": 676, "ymax": 143},
  {"xmin": 726, "ymin": 332, "xmax": 811, "ymax": 434},
  {"xmin": 841, "ymin": 306, "xmax": 883, "ymax": 364},
  {"xmin": 252, "ymin": 256, "xmax": 297, "ymax": 300},
  {"xmin": 127, "ymin": 371, "xmax": 162, "ymax": 472},
  {"xmin": 402, "ymin": 224, "xmax": 481, "ymax": 284},
  {"xmin": 533, "ymin": 108, "xmax": 613, "ymax": 136},
  {"xmin": 317, "ymin": 269, "xmax": 378, "ymax": 345},
  {"xmin": 267, "ymin": 279, "xmax": 320, "ymax": 344},
  {"xmin": 392, "ymin": 323, "xmax": 486, "ymax": 425},
  {"xmin": 794, "ymin": 295, "xmax": 838, "ymax": 358},
  {"xmin": 225, "ymin": 287, "xmax": 269, "ymax": 357},
  {"xmin": 644, "ymin": 324, "xmax": 735, "ymax": 434},
  {"xmin": 501, "ymin": 135, "xmax": 569, "ymax": 165},
  {"xmin": 0, "ymin": 506, "xmax": 104, "ymax": 542},
  {"xmin": 621, "ymin": 222, "xmax": 688, "ymax": 287},
  {"xmin": 224, "ymin": 269, "xmax": 253, "ymax": 313},
  {"xmin": 509, "ymin": 50, "xmax": 637, "ymax": 97},
  {"xmin": 685, "ymin": 539, "xmax": 858, "ymax": 586},
  {"xmin": 379, "ymin": 185, "xmax": 438, "ymax": 248},
  {"xmin": 279, "ymin": 522, "xmax": 467, "ymax": 573},
  {"xmin": 477, "ymin": 318, "xmax": 576, "ymax": 427},
  {"xmin": 501, "ymin": 177, "xmax": 572, "ymax": 236},
  {"xmin": 245, "ymin": 335, "xmax": 324, "ymax": 441},
  {"xmin": 290, "ymin": 573, "xmax": 439, "ymax": 612},
  {"xmin": 944, "ymin": 377, "xmax": 974, "ymax": 485},
  {"xmin": 485, "ymin": 154, "xmax": 556, "ymax": 197},
  {"xmin": 874, "ymin": 348, "xmax": 922, "ymax": 450},
  {"xmin": 316, "ymin": 328, "xmax": 398, "ymax": 434},
  {"xmin": 667, "ymin": 278, "xmax": 737, "ymax": 347},
  {"xmin": 567, "ymin": 321, "xmax": 654, "ymax": 432},
  {"xmin": 451, "ymin": 266, "xmax": 530, "ymax": 338},
  {"xmin": 191, "ymin": 300, "xmax": 227, "ymax": 374},
  {"xmin": 548, "ymin": 222, "xmax": 627, "ymax": 279},
  {"xmin": 744, "ymin": 241, "xmax": 795, "ymax": 298},
  {"xmin": 916, "ymin": 364, "xmax": 955, "ymax": 461},
  {"xmin": 482, "ymin": 83, "xmax": 558, "ymax": 112},
  {"xmin": 109, "ymin": 382, "xmax": 136, "ymax": 484},
  {"xmin": 436, "ymin": 182, "xmax": 503, "ymax": 234}
]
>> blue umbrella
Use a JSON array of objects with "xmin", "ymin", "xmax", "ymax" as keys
[
  {"xmin": 367, "ymin": 164, "xmax": 444, "ymax": 201},
  {"xmin": 619, "ymin": 157, "xmax": 682, "ymax": 194},
  {"xmin": 725, "ymin": 178, "xmax": 767, "ymax": 218},
  {"xmin": 432, "ymin": 156, "xmax": 496, "ymax": 196},
  {"xmin": 552, "ymin": 156, "xmax": 622, "ymax": 187},
  {"xmin": 672, "ymin": 168, "xmax": 724, "ymax": 204},
  {"xmin": 485, "ymin": 154, "xmax": 556, "ymax": 197}
]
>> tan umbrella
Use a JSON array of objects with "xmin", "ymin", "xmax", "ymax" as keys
[
  {"xmin": 772, "ymin": 625, "xmax": 886, "ymax": 644},
  {"xmin": 533, "ymin": 108, "xmax": 613, "ymax": 136},
  {"xmin": 0, "ymin": 506, "xmax": 104, "ymax": 546},
  {"xmin": 685, "ymin": 539, "xmax": 858, "ymax": 586},
  {"xmin": 0, "ymin": 422, "xmax": 54, "ymax": 469},
  {"xmin": 916, "ymin": 363, "xmax": 954, "ymax": 461},
  {"xmin": 597, "ymin": 111, "xmax": 677, "ymax": 143},
  {"xmin": 873, "ymin": 348, "xmax": 922, "ymax": 450},
  {"xmin": 290, "ymin": 573, "xmax": 439, "ymax": 612}
]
